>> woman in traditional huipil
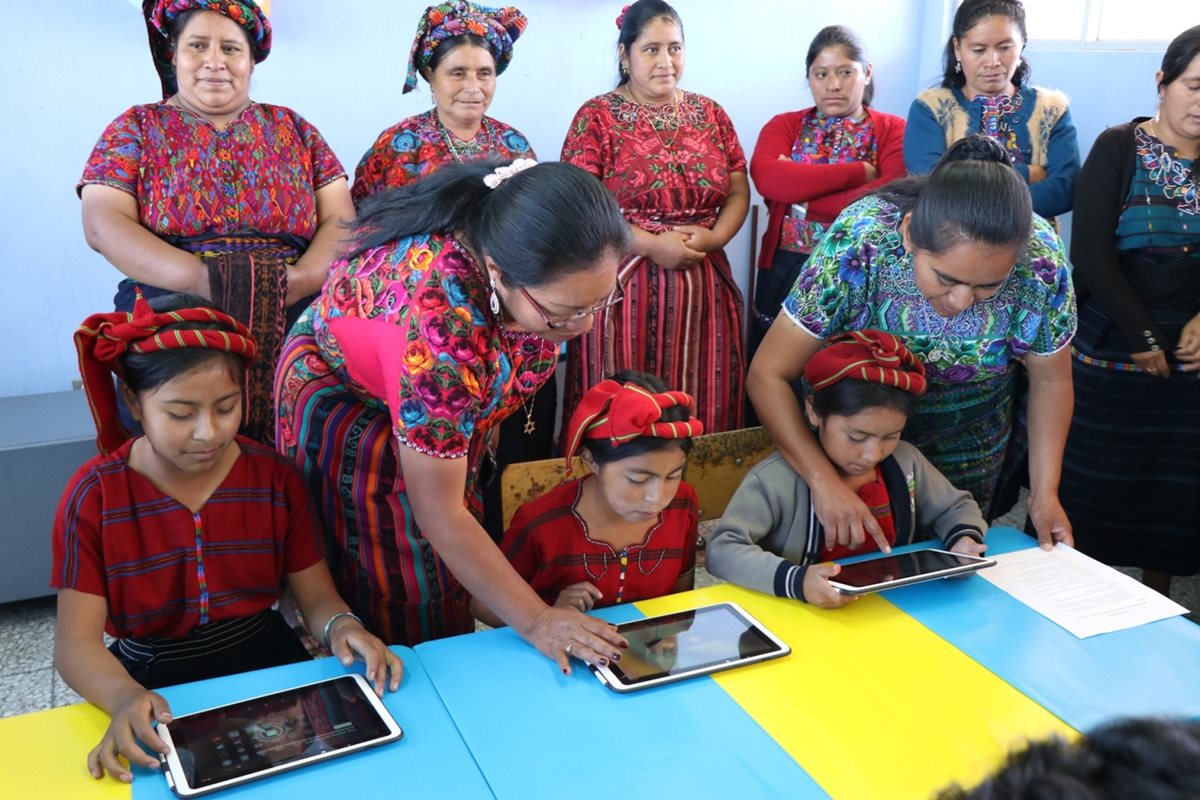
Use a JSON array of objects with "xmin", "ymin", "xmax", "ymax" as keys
[
  {"xmin": 749, "ymin": 138, "xmax": 1076, "ymax": 552},
  {"xmin": 351, "ymin": 2, "xmax": 534, "ymax": 204},
  {"xmin": 276, "ymin": 159, "xmax": 632, "ymax": 667},
  {"xmin": 748, "ymin": 25, "xmax": 906, "ymax": 361},
  {"xmin": 905, "ymin": 0, "xmax": 1079, "ymax": 221},
  {"xmin": 79, "ymin": 0, "xmax": 352, "ymax": 444},
  {"xmin": 1060, "ymin": 27, "xmax": 1200, "ymax": 595},
  {"xmin": 560, "ymin": 0, "xmax": 749, "ymax": 434}
]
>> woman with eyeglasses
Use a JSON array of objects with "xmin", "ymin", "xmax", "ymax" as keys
[{"xmin": 275, "ymin": 159, "xmax": 633, "ymax": 670}]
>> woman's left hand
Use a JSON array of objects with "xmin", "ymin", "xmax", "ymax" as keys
[
  {"xmin": 1027, "ymin": 493, "xmax": 1074, "ymax": 550},
  {"xmin": 329, "ymin": 619, "xmax": 404, "ymax": 696},
  {"xmin": 1175, "ymin": 313, "xmax": 1200, "ymax": 370},
  {"xmin": 949, "ymin": 537, "xmax": 988, "ymax": 557},
  {"xmin": 673, "ymin": 224, "xmax": 719, "ymax": 254}
]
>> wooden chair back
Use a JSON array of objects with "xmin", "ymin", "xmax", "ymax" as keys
[{"xmin": 499, "ymin": 427, "xmax": 775, "ymax": 531}]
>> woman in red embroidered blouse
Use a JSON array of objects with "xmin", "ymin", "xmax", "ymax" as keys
[
  {"xmin": 748, "ymin": 26, "xmax": 906, "ymax": 361},
  {"xmin": 351, "ymin": 2, "xmax": 534, "ymax": 205},
  {"xmin": 473, "ymin": 372, "xmax": 702, "ymax": 624},
  {"xmin": 77, "ymin": 1, "xmax": 354, "ymax": 443},
  {"xmin": 560, "ymin": 0, "xmax": 750, "ymax": 435}
]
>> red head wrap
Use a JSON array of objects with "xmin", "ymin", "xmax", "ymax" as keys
[
  {"xmin": 74, "ymin": 293, "xmax": 258, "ymax": 454},
  {"xmin": 803, "ymin": 330, "xmax": 927, "ymax": 395},
  {"xmin": 562, "ymin": 379, "xmax": 704, "ymax": 473}
]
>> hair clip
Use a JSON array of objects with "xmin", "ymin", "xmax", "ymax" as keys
[{"xmin": 483, "ymin": 158, "xmax": 538, "ymax": 189}]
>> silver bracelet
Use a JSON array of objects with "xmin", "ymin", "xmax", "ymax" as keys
[{"xmin": 322, "ymin": 611, "xmax": 363, "ymax": 650}]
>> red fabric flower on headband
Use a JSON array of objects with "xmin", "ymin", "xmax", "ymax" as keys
[
  {"xmin": 562, "ymin": 379, "xmax": 703, "ymax": 473},
  {"xmin": 616, "ymin": 4, "xmax": 631, "ymax": 29},
  {"xmin": 74, "ymin": 293, "xmax": 258, "ymax": 454},
  {"xmin": 803, "ymin": 330, "xmax": 927, "ymax": 395}
]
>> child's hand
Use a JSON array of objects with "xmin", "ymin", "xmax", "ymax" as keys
[
  {"xmin": 802, "ymin": 563, "xmax": 858, "ymax": 609},
  {"xmin": 88, "ymin": 686, "xmax": 172, "ymax": 782},
  {"xmin": 329, "ymin": 619, "xmax": 404, "ymax": 697},
  {"xmin": 553, "ymin": 582, "xmax": 603, "ymax": 613},
  {"xmin": 949, "ymin": 537, "xmax": 988, "ymax": 558}
]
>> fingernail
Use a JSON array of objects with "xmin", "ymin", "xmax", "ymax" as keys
[
  {"xmin": 342, "ymin": 657, "xmax": 353, "ymax": 666},
  {"xmin": 562, "ymin": 667, "xmax": 569, "ymax": 675},
  {"xmin": 598, "ymin": 657, "xmax": 608, "ymax": 666},
  {"xmin": 612, "ymin": 651, "xmax": 621, "ymax": 661}
]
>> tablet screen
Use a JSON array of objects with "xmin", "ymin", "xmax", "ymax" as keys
[
  {"xmin": 832, "ymin": 549, "xmax": 985, "ymax": 589},
  {"xmin": 166, "ymin": 675, "xmax": 395, "ymax": 791},
  {"xmin": 607, "ymin": 605, "xmax": 782, "ymax": 686}
]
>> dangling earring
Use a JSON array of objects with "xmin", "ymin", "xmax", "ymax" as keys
[
  {"xmin": 620, "ymin": 62, "xmax": 628, "ymax": 76},
  {"xmin": 955, "ymin": 60, "xmax": 962, "ymax": 74},
  {"xmin": 489, "ymin": 278, "xmax": 501, "ymax": 316}
]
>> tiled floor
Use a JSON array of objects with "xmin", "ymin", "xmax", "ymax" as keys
[{"xmin": 4, "ymin": 503, "xmax": 1196, "ymax": 719}]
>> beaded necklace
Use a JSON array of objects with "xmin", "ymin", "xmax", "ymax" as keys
[{"xmin": 436, "ymin": 112, "xmax": 501, "ymax": 163}]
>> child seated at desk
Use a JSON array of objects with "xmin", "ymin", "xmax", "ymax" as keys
[
  {"xmin": 52, "ymin": 294, "xmax": 402, "ymax": 784},
  {"xmin": 707, "ymin": 330, "xmax": 987, "ymax": 607},
  {"xmin": 473, "ymin": 373, "xmax": 703, "ymax": 646}
]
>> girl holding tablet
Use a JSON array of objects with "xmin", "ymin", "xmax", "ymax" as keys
[
  {"xmin": 707, "ymin": 331, "xmax": 988, "ymax": 607},
  {"xmin": 53, "ymin": 294, "xmax": 401, "ymax": 784},
  {"xmin": 473, "ymin": 372, "xmax": 703, "ymax": 632}
]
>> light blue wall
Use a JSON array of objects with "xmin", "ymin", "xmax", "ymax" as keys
[{"xmin": 13, "ymin": 2, "xmax": 1171, "ymax": 399}]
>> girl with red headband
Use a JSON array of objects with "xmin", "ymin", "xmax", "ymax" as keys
[
  {"xmin": 472, "ymin": 372, "xmax": 703, "ymax": 645},
  {"xmin": 708, "ymin": 331, "xmax": 987, "ymax": 607},
  {"xmin": 52, "ymin": 293, "xmax": 400, "ymax": 784}
]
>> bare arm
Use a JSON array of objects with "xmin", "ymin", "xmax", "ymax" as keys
[
  {"xmin": 1023, "ymin": 347, "xmax": 1075, "ymax": 548},
  {"xmin": 675, "ymin": 171, "xmax": 750, "ymax": 255},
  {"xmin": 399, "ymin": 446, "xmax": 626, "ymax": 673},
  {"xmin": 79, "ymin": 184, "xmax": 210, "ymax": 297},
  {"xmin": 54, "ymin": 589, "xmax": 171, "ymax": 782},
  {"xmin": 287, "ymin": 562, "xmax": 401, "ymax": 695},
  {"xmin": 286, "ymin": 178, "xmax": 354, "ymax": 305},
  {"xmin": 746, "ymin": 317, "xmax": 888, "ymax": 551}
]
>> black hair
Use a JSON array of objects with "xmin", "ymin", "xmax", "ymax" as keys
[
  {"xmin": 808, "ymin": 380, "xmax": 916, "ymax": 422},
  {"xmin": 350, "ymin": 159, "xmax": 631, "ymax": 289},
  {"xmin": 119, "ymin": 293, "xmax": 244, "ymax": 396},
  {"xmin": 877, "ymin": 135, "xmax": 1032, "ymax": 256},
  {"xmin": 1159, "ymin": 25, "xmax": 1200, "ymax": 90},
  {"xmin": 935, "ymin": 717, "xmax": 1200, "ymax": 800},
  {"xmin": 615, "ymin": 0, "xmax": 684, "ymax": 87},
  {"xmin": 940, "ymin": 0, "xmax": 1031, "ymax": 90},
  {"xmin": 169, "ymin": 8, "xmax": 255, "ymax": 53},
  {"xmin": 420, "ymin": 33, "xmax": 500, "ymax": 81},
  {"xmin": 584, "ymin": 370, "xmax": 695, "ymax": 465},
  {"xmin": 806, "ymin": 25, "xmax": 874, "ymax": 107}
]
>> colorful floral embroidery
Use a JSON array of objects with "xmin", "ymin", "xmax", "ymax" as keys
[
  {"xmin": 977, "ymin": 92, "xmax": 1025, "ymax": 165},
  {"xmin": 352, "ymin": 110, "xmax": 534, "ymax": 203},
  {"xmin": 1135, "ymin": 127, "xmax": 1200, "ymax": 216},
  {"xmin": 79, "ymin": 102, "xmax": 344, "ymax": 240}
]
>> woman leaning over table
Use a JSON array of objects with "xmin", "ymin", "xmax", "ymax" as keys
[
  {"xmin": 560, "ymin": 0, "xmax": 750, "ymax": 434},
  {"xmin": 78, "ymin": 0, "xmax": 353, "ymax": 444},
  {"xmin": 351, "ymin": 1, "xmax": 534, "ymax": 204},
  {"xmin": 275, "ymin": 158, "xmax": 631, "ymax": 670},
  {"xmin": 748, "ymin": 137, "xmax": 1076, "ymax": 554},
  {"xmin": 905, "ymin": 0, "xmax": 1079, "ymax": 221},
  {"xmin": 1059, "ymin": 26, "xmax": 1200, "ymax": 596},
  {"xmin": 351, "ymin": 2, "xmax": 547, "ymax": 540},
  {"xmin": 748, "ymin": 25, "xmax": 906, "ymax": 361}
]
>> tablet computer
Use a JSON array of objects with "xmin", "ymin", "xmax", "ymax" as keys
[
  {"xmin": 828, "ymin": 548, "xmax": 996, "ymax": 595},
  {"xmin": 591, "ymin": 602, "xmax": 790, "ymax": 693},
  {"xmin": 158, "ymin": 673, "xmax": 402, "ymax": 797}
]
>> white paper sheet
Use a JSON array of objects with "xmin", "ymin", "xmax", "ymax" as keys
[{"xmin": 978, "ymin": 544, "xmax": 1188, "ymax": 638}]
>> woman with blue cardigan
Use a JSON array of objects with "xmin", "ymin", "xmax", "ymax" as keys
[{"xmin": 905, "ymin": 0, "xmax": 1079, "ymax": 220}]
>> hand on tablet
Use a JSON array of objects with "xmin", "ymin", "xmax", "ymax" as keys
[
  {"xmin": 553, "ymin": 582, "xmax": 603, "ymax": 613},
  {"xmin": 812, "ymin": 479, "xmax": 891, "ymax": 555},
  {"xmin": 526, "ymin": 607, "xmax": 629, "ymax": 676},
  {"xmin": 802, "ymin": 563, "xmax": 859, "ymax": 608},
  {"xmin": 88, "ymin": 686, "xmax": 173, "ymax": 782},
  {"xmin": 328, "ymin": 620, "xmax": 403, "ymax": 697},
  {"xmin": 949, "ymin": 536, "xmax": 988, "ymax": 558}
]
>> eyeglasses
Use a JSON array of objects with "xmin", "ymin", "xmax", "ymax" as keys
[{"xmin": 517, "ymin": 283, "xmax": 625, "ymax": 331}]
